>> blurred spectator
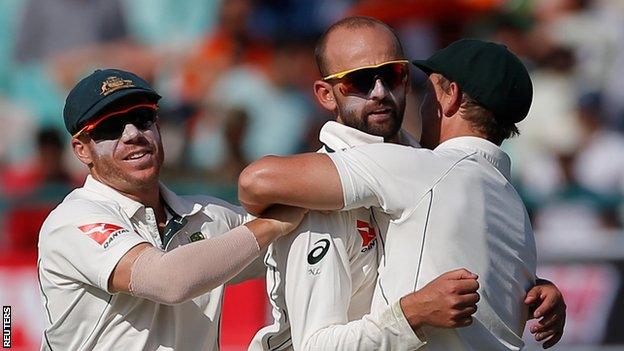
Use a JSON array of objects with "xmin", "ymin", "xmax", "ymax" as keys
[
  {"xmin": 14, "ymin": 0, "xmax": 128, "ymax": 64},
  {"xmin": 121, "ymin": 0, "xmax": 220, "ymax": 48},
  {"xmin": 0, "ymin": 97, "xmax": 37, "ymax": 166},
  {"xmin": 180, "ymin": 0, "xmax": 273, "ymax": 103},
  {"xmin": 572, "ymin": 92, "xmax": 624, "ymax": 196},
  {"xmin": 0, "ymin": 127, "xmax": 75, "ymax": 199},
  {"xmin": 509, "ymin": 45, "xmax": 582, "ymax": 194},
  {"xmin": 534, "ymin": 151, "xmax": 620, "ymax": 235},
  {"xmin": 10, "ymin": 0, "xmax": 162, "ymax": 130},
  {"xmin": 1, "ymin": 127, "xmax": 75, "ymax": 254}
]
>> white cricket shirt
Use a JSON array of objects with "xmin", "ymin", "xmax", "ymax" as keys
[
  {"xmin": 328, "ymin": 136, "xmax": 537, "ymax": 350},
  {"xmin": 249, "ymin": 122, "xmax": 425, "ymax": 351},
  {"xmin": 37, "ymin": 175, "xmax": 249, "ymax": 350}
]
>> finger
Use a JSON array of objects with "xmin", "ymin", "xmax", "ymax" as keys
[
  {"xmin": 455, "ymin": 305, "xmax": 478, "ymax": 318},
  {"xmin": 533, "ymin": 293, "xmax": 558, "ymax": 319},
  {"xmin": 543, "ymin": 332, "xmax": 563, "ymax": 349},
  {"xmin": 530, "ymin": 313, "xmax": 561, "ymax": 333},
  {"xmin": 456, "ymin": 292, "xmax": 480, "ymax": 307},
  {"xmin": 444, "ymin": 268, "xmax": 478, "ymax": 280},
  {"xmin": 535, "ymin": 329, "xmax": 555, "ymax": 342},
  {"xmin": 454, "ymin": 316, "xmax": 473, "ymax": 328},
  {"xmin": 524, "ymin": 286, "xmax": 541, "ymax": 304},
  {"xmin": 453, "ymin": 279, "xmax": 479, "ymax": 294}
]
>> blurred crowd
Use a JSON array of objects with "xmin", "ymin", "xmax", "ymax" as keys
[{"xmin": 1, "ymin": 0, "xmax": 624, "ymax": 258}]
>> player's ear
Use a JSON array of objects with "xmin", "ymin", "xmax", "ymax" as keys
[
  {"xmin": 314, "ymin": 80, "xmax": 337, "ymax": 112},
  {"xmin": 441, "ymin": 80, "xmax": 462, "ymax": 117},
  {"xmin": 72, "ymin": 137, "xmax": 94, "ymax": 166}
]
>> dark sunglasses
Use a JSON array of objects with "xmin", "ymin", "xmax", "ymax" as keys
[
  {"xmin": 323, "ymin": 60, "xmax": 409, "ymax": 96},
  {"xmin": 74, "ymin": 103, "xmax": 158, "ymax": 141}
]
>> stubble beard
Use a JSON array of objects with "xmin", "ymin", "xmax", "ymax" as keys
[
  {"xmin": 91, "ymin": 142, "xmax": 164, "ymax": 193},
  {"xmin": 338, "ymin": 101, "xmax": 404, "ymax": 140}
]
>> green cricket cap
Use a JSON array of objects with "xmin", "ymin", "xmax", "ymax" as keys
[
  {"xmin": 412, "ymin": 39, "xmax": 533, "ymax": 124},
  {"xmin": 63, "ymin": 68, "xmax": 161, "ymax": 135}
]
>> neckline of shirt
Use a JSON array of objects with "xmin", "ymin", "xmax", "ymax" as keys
[
  {"xmin": 83, "ymin": 175, "xmax": 206, "ymax": 220},
  {"xmin": 435, "ymin": 136, "xmax": 512, "ymax": 180},
  {"xmin": 319, "ymin": 121, "xmax": 420, "ymax": 150}
]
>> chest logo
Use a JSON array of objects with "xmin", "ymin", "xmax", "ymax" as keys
[
  {"xmin": 357, "ymin": 220, "xmax": 377, "ymax": 251},
  {"xmin": 78, "ymin": 223, "xmax": 129, "ymax": 248},
  {"xmin": 307, "ymin": 239, "xmax": 330, "ymax": 265},
  {"xmin": 189, "ymin": 232, "xmax": 206, "ymax": 242}
]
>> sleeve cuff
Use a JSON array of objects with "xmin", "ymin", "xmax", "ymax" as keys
[
  {"xmin": 239, "ymin": 224, "xmax": 261, "ymax": 252},
  {"xmin": 326, "ymin": 152, "xmax": 355, "ymax": 210},
  {"xmin": 389, "ymin": 300, "xmax": 427, "ymax": 349}
]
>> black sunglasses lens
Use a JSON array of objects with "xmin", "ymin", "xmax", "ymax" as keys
[
  {"xmin": 341, "ymin": 68, "xmax": 377, "ymax": 95},
  {"xmin": 89, "ymin": 108, "xmax": 157, "ymax": 141},
  {"xmin": 132, "ymin": 108, "xmax": 157, "ymax": 129},
  {"xmin": 379, "ymin": 63, "xmax": 407, "ymax": 88}
]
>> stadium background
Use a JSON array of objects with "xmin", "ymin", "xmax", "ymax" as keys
[{"xmin": 0, "ymin": 0, "xmax": 623, "ymax": 350}]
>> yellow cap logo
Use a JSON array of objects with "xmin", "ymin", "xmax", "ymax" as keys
[{"xmin": 100, "ymin": 76, "xmax": 135, "ymax": 96}]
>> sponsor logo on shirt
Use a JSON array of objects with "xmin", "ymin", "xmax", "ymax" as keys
[
  {"xmin": 78, "ymin": 223, "xmax": 130, "ymax": 248},
  {"xmin": 357, "ymin": 220, "xmax": 377, "ymax": 252},
  {"xmin": 307, "ymin": 239, "xmax": 330, "ymax": 265}
]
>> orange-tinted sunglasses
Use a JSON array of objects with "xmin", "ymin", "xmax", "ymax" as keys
[
  {"xmin": 323, "ymin": 60, "xmax": 409, "ymax": 96},
  {"xmin": 73, "ymin": 103, "xmax": 158, "ymax": 140}
]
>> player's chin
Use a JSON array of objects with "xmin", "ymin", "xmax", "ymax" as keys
[
  {"xmin": 368, "ymin": 118, "xmax": 400, "ymax": 139},
  {"xmin": 124, "ymin": 164, "xmax": 160, "ymax": 184}
]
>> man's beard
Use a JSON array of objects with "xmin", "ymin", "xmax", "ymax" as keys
[{"xmin": 338, "ymin": 102, "xmax": 404, "ymax": 139}]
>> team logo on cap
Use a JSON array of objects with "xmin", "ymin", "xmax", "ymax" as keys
[
  {"xmin": 100, "ymin": 76, "xmax": 135, "ymax": 96},
  {"xmin": 78, "ymin": 223, "xmax": 130, "ymax": 248},
  {"xmin": 357, "ymin": 220, "xmax": 377, "ymax": 252}
]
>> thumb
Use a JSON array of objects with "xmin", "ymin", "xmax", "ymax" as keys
[{"xmin": 444, "ymin": 268, "xmax": 478, "ymax": 280}]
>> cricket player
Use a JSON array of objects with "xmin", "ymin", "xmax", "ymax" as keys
[
  {"xmin": 246, "ymin": 18, "xmax": 565, "ymax": 351},
  {"xmin": 37, "ymin": 69, "xmax": 307, "ymax": 350}
]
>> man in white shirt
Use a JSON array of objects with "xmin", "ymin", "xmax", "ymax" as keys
[
  {"xmin": 38, "ymin": 69, "xmax": 307, "ymax": 350},
  {"xmin": 244, "ymin": 18, "xmax": 565, "ymax": 350},
  {"xmin": 249, "ymin": 17, "xmax": 480, "ymax": 351}
]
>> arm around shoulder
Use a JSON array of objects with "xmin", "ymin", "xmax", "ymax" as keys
[{"xmin": 238, "ymin": 153, "xmax": 344, "ymax": 215}]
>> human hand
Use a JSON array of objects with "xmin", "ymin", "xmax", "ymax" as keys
[
  {"xmin": 525, "ymin": 279, "xmax": 566, "ymax": 348},
  {"xmin": 400, "ymin": 268, "xmax": 480, "ymax": 330},
  {"xmin": 245, "ymin": 205, "xmax": 308, "ymax": 250},
  {"xmin": 258, "ymin": 204, "xmax": 308, "ymax": 237}
]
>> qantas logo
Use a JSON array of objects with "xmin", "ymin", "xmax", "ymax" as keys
[
  {"xmin": 78, "ymin": 223, "xmax": 129, "ymax": 248},
  {"xmin": 357, "ymin": 220, "xmax": 377, "ymax": 252}
]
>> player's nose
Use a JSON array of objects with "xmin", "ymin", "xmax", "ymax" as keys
[
  {"xmin": 369, "ymin": 78, "xmax": 390, "ymax": 101},
  {"xmin": 120, "ymin": 123, "xmax": 142, "ymax": 142}
]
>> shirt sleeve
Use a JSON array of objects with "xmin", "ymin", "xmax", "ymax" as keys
[
  {"xmin": 301, "ymin": 300, "xmax": 427, "ymax": 351},
  {"xmin": 327, "ymin": 144, "xmax": 422, "ymax": 219},
  {"xmin": 40, "ymin": 203, "xmax": 148, "ymax": 293},
  {"xmin": 284, "ymin": 212, "xmax": 426, "ymax": 351}
]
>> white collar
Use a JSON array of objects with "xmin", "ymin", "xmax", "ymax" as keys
[
  {"xmin": 435, "ymin": 136, "xmax": 512, "ymax": 181},
  {"xmin": 319, "ymin": 121, "xmax": 420, "ymax": 151},
  {"xmin": 83, "ymin": 175, "xmax": 206, "ymax": 219}
]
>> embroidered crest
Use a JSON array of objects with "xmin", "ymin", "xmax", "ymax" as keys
[
  {"xmin": 100, "ymin": 76, "xmax": 135, "ymax": 96},
  {"xmin": 189, "ymin": 232, "xmax": 206, "ymax": 242}
]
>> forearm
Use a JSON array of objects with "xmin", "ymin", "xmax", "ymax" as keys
[
  {"xmin": 129, "ymin": 220, "xmax": 282, "ymax": 305},
  {"xmin": 299, "ymin": 301, "xmax": 426, "ymax": 351},
  {"xmin": 238, "ymin": 154, "xmax": 344, "ymax": 215}
]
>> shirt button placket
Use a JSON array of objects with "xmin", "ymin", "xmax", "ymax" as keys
[{"xmin": 145, "ymin": 207, "xmax": 163, "ymax": 248}]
